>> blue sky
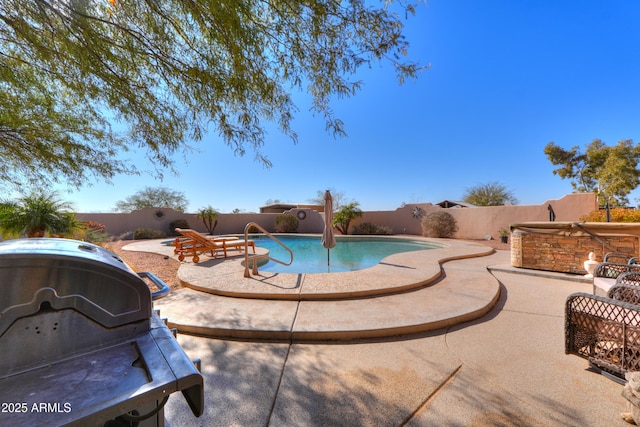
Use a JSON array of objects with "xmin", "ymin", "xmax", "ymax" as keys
[{"xmin": 58, "ymin": 1, "xmax": 640, "ymax": 213}]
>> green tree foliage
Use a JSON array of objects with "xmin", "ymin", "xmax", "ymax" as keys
[
  {"xmin": 114, "ymin": 186, "xmax": 188, "ymax": 212},
  {"xmin": 333, "ymin": 202, "xmax": 363, "ymax": 235},
  {"xmin": 197, "ymin": 206, "xmax": 219, "ymax": 235},
  {"xmin": 0, "ymin": 191, "xmax": 79, "ymax": 237},
  {"xmin": 1, "ymin": 1, "xmax": 425, "ymax": 189},
  {"xmin": 461, "ymin": 181, "xmax": 518, "ymax": 206},
  {"xmin": 544, "ymin": 139, "xmax": 640, "ymax": 206}
]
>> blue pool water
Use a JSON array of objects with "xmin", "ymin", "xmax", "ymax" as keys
[{"xmin": 252, "ymin": 235, "xmax": 440, "ymax": 274}]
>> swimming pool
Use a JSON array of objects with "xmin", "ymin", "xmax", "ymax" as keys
[{"xmin": 252, "ymin": 235, "xmax": 441, "ymax": 274}]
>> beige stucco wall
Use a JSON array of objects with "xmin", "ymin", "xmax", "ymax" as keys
[
  {"xmin": 352, "ymin": 192, "xmax": 597, "ymax": 239},
  {"xmin": 75, "ymin": 193, "xmax": 597, "ymax": 240},
  {"xmin": 445, "ymin": 192, "xmax": 597, "ymax": 239},
  {"xmin": 76, "ymin": 207, "xmax": 325, "ymax": 237}
]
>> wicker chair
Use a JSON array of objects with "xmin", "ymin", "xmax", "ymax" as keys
[
  {"xmin": 594, "ymin": 262, "xmax": 640, "ymax": 279},
  {"xmin": 592, "ymin": 262, "xmax": 640, "ymax": 295},
  {"xmin": 616, "ymin": 272, "xmax": 640, "ymax": 288},
  {"xmin": 566, "ymin": 284, "xmax": 640, "ymax": 382}
]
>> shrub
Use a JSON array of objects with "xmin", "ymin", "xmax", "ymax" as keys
[
  {"xmin": 421, "ymin": 211, "xmax": 458, "ymax": 238},
  {"xmin": 580, "ymin": 208, "xmax": 640, "ymax": 222},
  {"xmin": 274, "ymin": 214, "xmax": 298, "ymax": 233},
  {"xmin": 169, "ymin": 219, "xmax": 190, "ymax": 235},
  {"xmin": 351, "ymin": 222, "xmax": 393, "ymax": 235},
  {"xmin": 133, "ymin": 228, "xmax": 167, "ymax": 239},
  {"xmin": 247, "ymin": 224, "xmax": 260, "ymax": 233},
  {"xmin": 81, "ymin": 221, "xmax": 108, "ymax": 243}
]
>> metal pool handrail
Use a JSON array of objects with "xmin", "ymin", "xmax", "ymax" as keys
[{"xmin": 243, "ymin": 222, "xmax": 293, "ymax": 277}]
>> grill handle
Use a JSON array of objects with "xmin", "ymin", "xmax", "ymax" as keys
[{"xmin": 138, "ymin": 271, "xmax": 171, "ymax": 300}]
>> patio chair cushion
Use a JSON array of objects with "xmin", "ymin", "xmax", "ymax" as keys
[{"xmin": 594, "ymin": 277, "xmax": 616, "ymax": 295}]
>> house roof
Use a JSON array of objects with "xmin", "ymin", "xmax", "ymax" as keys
[
  {"xmin": 259, "ymin": 203, "xmax": 324, "ymax": 213},
  {"xmin": 435, "ymin": 200, "xmax": 475, "ymax": 208}
]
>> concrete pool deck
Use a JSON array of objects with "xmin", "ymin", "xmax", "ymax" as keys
[
  {"xmin": 123, "ymin": 238, "xmax": 629, "ymax": 426},
  {"xmin": 127, "ymin": 237, "xmax": 500, "ymax": 341},
  {"xmin": 178, "ymin": 238, "xmax": 494, "ymax": 300}
]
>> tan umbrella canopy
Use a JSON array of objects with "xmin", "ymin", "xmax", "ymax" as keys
[{"xmin": 321, "ymin": 190, "xmax": 336, "ymax": 266}]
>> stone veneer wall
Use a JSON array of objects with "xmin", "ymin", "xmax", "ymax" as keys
[{"xmin": 511, "ymin": 230, "xmax": 640, "ymax": 274}]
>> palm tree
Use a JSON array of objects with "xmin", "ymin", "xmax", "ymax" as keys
[
  {"xmin": 333, "ymin": 202, "xmax": 363, "ymax": 235},
  {"xmin": 196, "ymin": 206, "xmax": 219, "ymax": 235},
  {"xmin": 0, "ymin": 192, "xmax": 80, "ymax": 238}
]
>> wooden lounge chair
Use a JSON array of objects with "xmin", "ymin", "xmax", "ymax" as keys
[
  {"xmin": 174, "ymin": 228, "xmax": 255, "ymax": 263},
  {"xmin": 172, "ymin": 235, "xmax": 236, "ymax": 256},
  {"xmin": 565, "ymin": 284, "xmax": 640, "ymax": 383}
]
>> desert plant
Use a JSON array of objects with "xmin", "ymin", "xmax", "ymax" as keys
[
  {"xmin": 133, "ymin": 228, "xmax": 167, "ymax": 239},
  {"xmin": 351, "ymin": 222, "xmax": 393, "ymax": 235},
  {"xmin": 169, "ymin": 219, "xmax": 190, "ymax": 235},
  {"xmin": 421, "ymin": 211, "xmax": 458, "ymax": 238},
  {"xmin": 246, "ymin": 224, "xmax": 260, "ymax": 233},
  {"xmin": 79, "ymin": 221, "xmax": 108, "ymax": 243},
  {"xmin": 197, "ymin": 206, "xmax": 219, "ymax": 234},
  {"xmin": 0, "ymin": 191, "xmax": 80, "ymax": 237},
  {"xmin": 333, "ymin": 202, "xmax": 363, "ymax": 235},
  {"xmin": 274, "ymin": 214, "xmax": 298, "ymax": 233}
]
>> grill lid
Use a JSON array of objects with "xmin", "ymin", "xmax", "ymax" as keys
[{"xmin": 0, "ymin": 238, "xmax": 152, "ymax": 334}]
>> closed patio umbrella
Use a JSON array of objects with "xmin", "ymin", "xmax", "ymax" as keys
[{"xmin": 321, "ymin": 190, "xmax": 336, "ymax": 266}]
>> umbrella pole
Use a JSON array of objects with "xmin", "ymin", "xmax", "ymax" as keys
[{"xmin": 327, "ymin": 248, "xmax": 330, "ymax": 266}]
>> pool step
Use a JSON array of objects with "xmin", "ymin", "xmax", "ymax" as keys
[{"xmin": 153, "ymin": 252, "xmax": 504, "ymax": 342}]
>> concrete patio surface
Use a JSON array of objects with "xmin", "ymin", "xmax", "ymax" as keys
[
  {"xmin": 123, "ymin": 238, "xmax": 630, "ymax": 426},
  {"xmin": 149, "ymin": 239, "xmax": 501, "ymax": 341}
]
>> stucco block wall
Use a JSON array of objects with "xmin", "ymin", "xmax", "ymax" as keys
[
  {"xmin": 74, "ymin": 193, "xmax": 596, "ymax": 240},
  {"xmin": 448, "ymin": 193, "xmax": 596, "ymax": 239},
  {"xmin": 76, "ymin": 207, "xmax": 325, "ymax": 237},
  {"xmin": 511, "ymin": 230, "xmax": 640, "ymax": 274},
  {"xmin": 354, "ymin": 193, "xmax": 597, "ymax": 239}
]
